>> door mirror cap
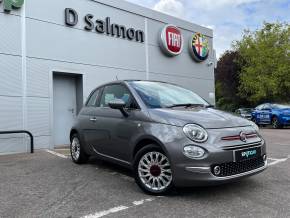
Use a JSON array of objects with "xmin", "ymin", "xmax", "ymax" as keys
[
  {"xmin": 108, "ymin": 99, "xmax": 126, "ymax": 109},
  {"xmin": 108, "ymin": 99, "xmax": 129, "ymax": 117}
]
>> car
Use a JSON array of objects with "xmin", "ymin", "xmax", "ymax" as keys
[
  {"xmin": 70, "ymin": 80, "xmax": 267, "ymax": 195},
  {"xmin": 235, "ymin": 108, "xmax": 253, "ymax": 120},
  {"xmin": 251, "ymin": 103, "xmax": 290, "ymax": 129}
]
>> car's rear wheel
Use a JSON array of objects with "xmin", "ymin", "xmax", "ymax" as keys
[
  {"xmin": 70, "ymin": 133, "xmax": 89, "ymax": 164},
  {"xmin": 134, "ymin": 144, "xmax": 173, "ymax": 195},
  {"xmin": 272, "ymin": 116, "xmax": 282, "ymax": 129}
]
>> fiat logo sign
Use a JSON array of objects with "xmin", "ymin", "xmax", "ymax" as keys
[
  {"xmin": 159, "ymin": 25, "xmax": 183, "ymax": 56},
  {"xmin": 239, "ymin": 131, "xmax": 247, "ymax": 142}
]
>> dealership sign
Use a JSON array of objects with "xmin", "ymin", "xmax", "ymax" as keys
[
  {"xmin": 159, "ymin": 25, "xmax": 183, "ymax": 56},
  {"xmin": 65, "ymin": 8, "xmax": 145, "ymax": 43},
  {"xmin": 0, "ymin": 0, "xmax": 24, "ymax": 12},
  {"xmin": 189, "ymin": 33, "xmax": 209, "ymax": 62}
]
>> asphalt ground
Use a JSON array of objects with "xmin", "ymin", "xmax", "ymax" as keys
[{"xmin": 0, "ymin": 129, "xmax": 289, "ymax": 218}]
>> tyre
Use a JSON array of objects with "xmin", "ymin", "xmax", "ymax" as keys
[
  {"xmin": 272, "ymin": 116, "xmax": 282, "ymax": 129},
  {"xmin": 134, "ymin": 144, "xmax": 173, "ymax": 195},
  {"xmin": 70, "ymin": 133, "xmax": 89, "ymax": 164}
]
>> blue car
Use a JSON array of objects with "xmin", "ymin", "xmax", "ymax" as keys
[{"xmin": 251, "ymin": 103, "xmax": 290, "ymax": 129}]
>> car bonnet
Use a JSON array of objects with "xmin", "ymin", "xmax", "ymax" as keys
[{"xmin": 148, "ymin": 108, "xmax": 252, "ymax": 129}]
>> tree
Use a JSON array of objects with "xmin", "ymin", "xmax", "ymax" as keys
[
  {"xmin": 234, "ymin": 22, "xmax": 290, "ymax": 104},
  {"xmin": 215, "ymin": 51, "xmax": 248, "ymax": 111}
]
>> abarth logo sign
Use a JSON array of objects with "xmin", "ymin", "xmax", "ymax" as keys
[
  {"xmin": 159, "ymin": 25, "xmax": 183, "ymax": 56},
  {"xmin": 0, "ymin": 0, "xmax": 24, "ymax": 12},
  {"xmin": 189, "ymin": 33, "xmax": 209, "ymax": 62}
]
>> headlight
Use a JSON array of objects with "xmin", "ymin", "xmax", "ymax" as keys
[
  {"xmin": 251, "ymin": 122, "xmax": 259, "ymax": 132},
  {"xmin": 183, "ymin": 124, "xmax": 208, "ymax": 143},
  {"xmin": 183, "ymin": 145, "xmax": 206, "ymax": 159}
]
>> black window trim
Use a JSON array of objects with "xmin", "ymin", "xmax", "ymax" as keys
[
  {"xmin": 97, "ymin": 83, "xmax": 140, "ymax": 110},
  {"xmin": 85, "ymin": 86, "xmax": 103, "ymax": 107}
]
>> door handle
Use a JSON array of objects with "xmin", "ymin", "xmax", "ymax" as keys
[{"xmin": 90, "ymin": 117, "xmax": 97, "ymax": 122}]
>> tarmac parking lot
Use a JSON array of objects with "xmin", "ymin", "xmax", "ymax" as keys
[{"xmin": 0, "ymin": 129, "xmax": 290, "ymax": 218}]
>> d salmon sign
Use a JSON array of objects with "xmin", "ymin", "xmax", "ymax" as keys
[
  {"xmin": 189, "ymin": 33, "xmax": 209, "ymax": 62},
  {"xmin": 159, "ymin": 25, "xmax": 183, "ymax": 56}
]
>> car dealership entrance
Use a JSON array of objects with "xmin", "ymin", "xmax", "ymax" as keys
[{"xmin": 0, "ymin": 0, "xmax": 215, "ymax": 154}]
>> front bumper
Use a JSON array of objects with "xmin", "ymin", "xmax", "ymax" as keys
[
  {"xmin": 173, "ymin": 160, "xmax": 267, "ymax": 187},
  {"xmin": 166, "ymin": 134, "xmax": 267, "ymax": 187},
  {"xmin": 183, "ymin": 160, "xmax": 267, "ymax": 185}
]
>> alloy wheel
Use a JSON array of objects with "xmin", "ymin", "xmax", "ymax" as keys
[
  {"xmin": 71, "ymin": 137, "xmax": 81, "ymax": 161},
  {"xmin": 138, "ymin": 151, "xmax": 172, "ymax": 192}
]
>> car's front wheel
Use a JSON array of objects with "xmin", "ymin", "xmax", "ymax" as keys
[
  {"xmin": 134, "ymin": 144, "xmax": 173, "ymax": 195},
  {"xmin": 70, "ymin": 133, "xmax": 89, "ymax": 164}
]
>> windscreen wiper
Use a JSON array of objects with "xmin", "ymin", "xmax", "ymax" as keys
[
  {"xmin": 205, "ymin": 104, "xmax": 215, "ymax": 108},
  {"xmin": 166, "ymin": 103, "xmax": 205, "ymax": 108}
]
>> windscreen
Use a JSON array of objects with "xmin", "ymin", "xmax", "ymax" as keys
[{"xmin": 129, "ymin": 81, "xmax": 209, "ymax": 109}]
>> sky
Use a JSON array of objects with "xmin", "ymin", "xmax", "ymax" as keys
[{"xmin": 125, "ymin": 0, "xmax": 290, "ymax": 58}]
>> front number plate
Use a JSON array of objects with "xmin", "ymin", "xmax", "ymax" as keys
[{"xmin": 235, "ymin": 147, "xmax": 261, "ymax": 162}]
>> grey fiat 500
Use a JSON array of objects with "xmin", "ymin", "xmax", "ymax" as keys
[{"xmin": 70, "ymin": 80, "xmax": 267, "ymax": 194}]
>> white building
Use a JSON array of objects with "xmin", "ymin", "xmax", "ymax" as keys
[{"xmin": 0, "ymin": 0, "xmax": 214, "ymax": 154}]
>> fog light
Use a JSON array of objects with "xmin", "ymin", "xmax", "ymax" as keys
[
  {"xmin": 213, "ymin": 166, "xmax": 221, "ymax": 176},
  {"xmin": 263, "ymin": 154, "xmax": 267, "ymax": 162},
  {"xmin": 183, "ymin": 145, "xmax": 206, "ymax": 159}
]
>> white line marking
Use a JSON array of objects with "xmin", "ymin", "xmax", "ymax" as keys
[
  {"xmin": 83, "ymin": 206, "xmax": 129, "ymax": 218},
  {"xmin": 45, "ymin": 149, "xmax": 68, "ymax": 159},
  {"xmin": 82, "ymin": 198, "xmax": 155, "ymax": 218},
  {"xmin": 268, "ymin": 157, "xmax": 288, "ymax": 166}
]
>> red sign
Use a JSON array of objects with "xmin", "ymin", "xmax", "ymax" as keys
[{"xmin": 160, "ymin": 25, "xmax": 183, "ymax": 56}]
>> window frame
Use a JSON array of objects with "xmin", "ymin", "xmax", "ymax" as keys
[
  {"xmin": 97, "ymin": 83, "xmax": 140, "ymax": 110},
  {"xmin": 85, "ymin": 87, "xmax": 103, "ymax": 107}
]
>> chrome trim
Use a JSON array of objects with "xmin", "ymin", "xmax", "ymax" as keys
[
  {"xmin": 222, "ymin": 140, "xmax": 263, "ymax": 151},
  {"xmin": 92, "ymin": 147, "xmax": 131, "ymax": 165},
  {"xmin": 185, "ymin": 166, "xmax": 211, "ymax": 173},
  {"xmin": 212, "ymin": 160, "xmax": 267, "ymax": 180}
]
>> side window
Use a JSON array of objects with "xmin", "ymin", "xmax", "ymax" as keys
[
  {"xmin": 99, "ymin": 84, "xmax": 137, "ymax": 108},
  {"xmin": 263, "ymin": 103, "xmax": 271, "ymax": 110},
  {"xmin": 86, "ymin": 89, "xmax": 100, "ymax": 107},
  {"xmin": 256, "ymin": 104, "xmax": 264, "ymax": 110}
]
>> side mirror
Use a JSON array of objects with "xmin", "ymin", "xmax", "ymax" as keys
[
  {"xmin": 108, "ymin": 99, "xmax": 128, "ymax": 117},
  {"xmin": 263, "ymin": 108, "xmax": 271, "ymax": 111}
]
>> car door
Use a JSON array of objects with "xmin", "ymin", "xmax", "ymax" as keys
[
  {"xmin": 254, "ymin": 104, "xmax": 264, "ymax": 124},
  {"xmin": 80, "ymin": 88, "xmax": 106, "ymax": 150},
  {"xmin": 91, "ymin": 83, "xmax": 142, "ymax": 163},
  {"xmin": 260, "ymin": 104, "xmax": 272, "ymax": 124}
]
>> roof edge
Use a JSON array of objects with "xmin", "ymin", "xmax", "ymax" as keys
[{"xmin": 90, "ymin": 0, "xmax": 213, "ymax": 38}]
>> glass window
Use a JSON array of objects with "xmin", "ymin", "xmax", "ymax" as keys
[
  {"xmin": 129, "ymin": 81, "xmax": 209, "ymax": 109},
  {"xmin": 272, "ymin": 104, "xmax": 290, "ymax": 109},
  {"xmin": 262, "ymin": 103, "xmax": 271, "ymax": 110},
  {"xmin": 99, "ymin": 84, "xmax": 136, "ymax": 108},
  {"xmin": 256, "ymin": 104, "xmax": 264, "ymax": 110},
  {"xmin": 86, "ymin": 89, "xmax": 100, "ymax": 107}
]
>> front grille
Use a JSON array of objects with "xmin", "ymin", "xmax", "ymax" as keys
[{"xmin": 212, "ymin": 156, "xmax": 265, "ymax": 177}]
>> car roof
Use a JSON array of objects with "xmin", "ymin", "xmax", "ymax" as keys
[{"xmin": 99, "ymin": 80, "xmax": 180, "ymax": 87}]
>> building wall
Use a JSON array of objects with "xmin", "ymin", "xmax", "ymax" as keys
[{"xmin": 0, "ymin": 0, "xmax": 214, "ymax": 154}]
